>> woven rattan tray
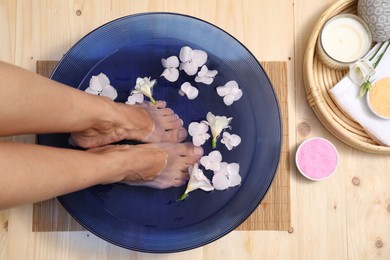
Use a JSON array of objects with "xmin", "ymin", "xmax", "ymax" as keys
[{"xmin": 303, "ymin": 0, "xmax": 390, "ymax": 154}]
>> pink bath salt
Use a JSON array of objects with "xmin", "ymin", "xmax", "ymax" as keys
[{"xmin": 296, "ymin": 138, "xmax": 338, "ymax": 180}]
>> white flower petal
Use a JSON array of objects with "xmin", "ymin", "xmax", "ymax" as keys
[
  {"xmin": 192, "ymin": 50, "xmax": 208, "ymax": 66},
  {"xmin": 200, "ymin": 150, "xmax": 222, "ymax": 171},
  {"xmin": 227, "ymin": 162, "xmax": 240, "ymax": 175},
  {"xmin": 180, "ymin": 62, "xmax": 199, "ymax": 76},
  {"xmin": 89, "ymin": 76, "xmax": 103, "ymax": 91},
  {"xmin": 126, "ymin": 93, "xmax": 144, "ymax": 105},
  {"xmin": 223, "ymin": 95, "xmax": 235, "ymax": 106},
  {"xmin": 228, "ymin": 174, "xmax": 242, "ymax": 187},
  {"xmin": 201, "ymin": 132, "xmax": 211, "ymax": 140},
  {"xmin": 209, "ymin": 150, "xmax": 222, "ymax": 162},
  {"xmin": 216, "ymin": 86, "xmax": 230, "ymax": 97},
  {"xmin": 221, "ymin": 132, "xmax": 241, "ymax": 150},
  {"xmin": 225, "ymin": 80, "xmax": 238, "ymax": 88},
  {"xmin": 179, "ymin": 46, "xmax": 193, "ymax": 62},
  {"xmin": 195, "ymin": 76, "xmax": 214, "ymax": 85},
  {"xmin": 134, "ymin": 77, "xmax": 156, "ymax": 102},
  {"xmin": 197, "ymin": 65, "xmax": 208, "ymax": 77},
  {"xmin": 181, "ymin": 82, "xmax": 199, "ymax": 99},
  {"xmin": 84, "ymin": 87, "xmax": 98, "ymax": 95},
  {"xmin": 205, "ymin": 69, "xmax": 218, "ymax": 78},
  {"xmin": 162, "ymin": 56, "xmax": 179, "ymax": 68},
  {"xmin": 101, "ymin": 85, "xmax": 118, "ymax": 100},
  {"xmin": 198, "ymin": 122, "xmax": 209, "ymax": 134},
  {"xmin": 161, "ymin": 68, "xmax": 179, "ymax": 82},
  {"xmin": 188, "ymin": 122, "xmax": 202, "ymax": 136},
  {"xmin": 206, "ymin": 112, "xmax": 217, "ymax": 126},
  {"xmin": 348, "ymin": 59, "xmax": 375, "ymax": 85},
  {"xmin": 212, "ymin": 173, "xmax": 230, "ymax": 190},
  {"xmin": 184, "ymin": 163, "xmax": 214, "ymax": 195},
  {"xmin": 193, "ymin": 135, "xmax": 207, "ymax": 146},
  {"xmin": 186, "ymin": 88, "xmax": 199, "ymax": 99},
  {"xmin": 189, "ymin": 121, "xmax": 209, "ymax": 135},
  {"xmin": 233, "ymin": 89, "xmax": 243, "ymax": 101},
  {"xmin": 89, "ymin": 73, "xmax": 110, "ymax": 92}
]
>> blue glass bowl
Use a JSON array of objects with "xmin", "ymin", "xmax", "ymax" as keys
[{"xmin": 38, "ymin": 13, "xmax": 281, "ymax": 253}]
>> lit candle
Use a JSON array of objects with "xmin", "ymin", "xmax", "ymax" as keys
[{"xmin": 317, "ymin": 14, "xmax": 372, "ymax": 69}]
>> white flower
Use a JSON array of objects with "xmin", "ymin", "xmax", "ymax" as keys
[
  {"xmin": 200, "ymin": 150, "xmax": 222, "ymax": 171},
  {"xmin": 85, "ymin": 73, "xmax": 118, "ymax": 100},
  {"xmin": 203, "ymin": 112, "xmax": 232, "ymax": 148},
  {"xmin": 348, "ymin": 59, "xmax": 375, "ymax": 86},
  {"xmin": 179, "ymin": 46, "xmax": 208, "ymax": 76},
  {"xmin": 160, "ymin": 56, "xmax": 180, "ymax": 82},
  {"xmin": 221, "ymin": 132, "xmax": 241, "ymax": 150},
  {"xmin": 125, "ymin": 92, "xmax": 144, "ymax": 105},
  {"xmin": 212, "ymin": 162, "xmax": 241, "ymax": 190},
  {"xmin": 188, "ymin": 122, "xmax": 210, "ymax": 146},
  {"xmin": 179, "ymin": 163, "xmax": 214, "ymax": 200},
  {"xmin": 195, "ymin": 65, "xmax": 218, "ymax": 85},
  {"xmin": 179, "ymin": 82, "xmax": 199, "ymax": 100},
  {"xmin": 132, "ymin": 77, "xmax": 157, "ymax": 104},
  {"xmin": 216, "ymin": 80, "xmax": 243, "ymax": 106}
]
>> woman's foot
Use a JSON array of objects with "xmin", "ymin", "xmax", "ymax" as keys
[
  {"xmin": 122, "ymin": 142, "xmax": 203, "ymax": 189},
  {"xmin": 70, "ymin": 100, "xmax": 187, "ymax": 148},
  {"xmin": 136, "ymin": 101, "xmax": 188, "ymax": 143}
]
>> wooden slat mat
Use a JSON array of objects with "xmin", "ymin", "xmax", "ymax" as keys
[{"xmin": 33, "ymin": 61, "xmax": 290, "ymax": 232}]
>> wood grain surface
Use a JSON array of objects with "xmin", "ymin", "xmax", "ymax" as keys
[{"xmin": 32, "ymin": 60, "xmax": 291, "ymax": 232}]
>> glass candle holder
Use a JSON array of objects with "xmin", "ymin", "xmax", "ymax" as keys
[{"xmin": 316, "ymin": 14, "xmax": 372, "ymax": 69}]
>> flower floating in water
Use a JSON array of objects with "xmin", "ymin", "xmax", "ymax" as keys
[
  {"xmin": 195, "ymin": 65, "xmax": 218, "ymax": 85},
  {"xmin": 161, "ymin": 56, "xmax": 180, "ymax": 82},
  {"xmin": 85, "ymin": 73, "xmax": 118, "ymax": 100},
  {"xmin": 203, "ymin": 112, "xmax": 232, "ymax": 148},
  {"xmin": 125, "ymin": 93, "xmax": 144, "ymax": 105},
  {"xmin": 200, "ymin": 150, "xmax": 222, "ymax": 171},
  {"xmin": 132, "ymin": 77, "xmax": 157, "ymax": 104},
  {"xmin": 179, "ymin": 82, "xmax": 199, "ymax": 100},
  {"xmin": 179, "ymin": 46, "xmax": 208, "ymax": 76},
  {"xmin": 348, "ymin": 41, "xmax": 390, "ymax": 97},
  {"xmin": 221, "ymin": 132, "xmax": 241, "ymax": 150},
  {"xmin": 216, "ymin": 80, "xmax": 243, "ymax": 106},
  {"xmin": 188, "ymin": 121, "xmax": 210, "ymax": 146},
  {"xmin": 178, "ymin": 163, "xmax": 214, "ymax": 201},
  {"xmin": 212, "ymin": 162, "xmax": 241, "ymax": 190}
]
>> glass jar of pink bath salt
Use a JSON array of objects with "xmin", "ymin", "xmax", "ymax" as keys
[{"xmin": 295, "ymin": 137, "xmax": 339, "ymax": 181}]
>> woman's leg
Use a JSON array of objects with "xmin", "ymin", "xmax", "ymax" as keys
[
  {"xmin": 0, "ymin": 61, "xmax": 187, "ymax": 147},
  {"xmin": 0, "ymin": 141, "xmax": 203, "ymax": 209}
]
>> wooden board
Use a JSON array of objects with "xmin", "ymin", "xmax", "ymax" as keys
[{"xmin": 33, "ymin": 60, "xmax": 290, "ymax": 232}]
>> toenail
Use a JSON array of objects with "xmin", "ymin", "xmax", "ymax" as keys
[
  {"xmin": 179, "ymin": 129, "xmax": 187, "ymax": 139},
  {"xmin": 180, "ymin": 119, "xmax": 184, "ymax": 125},
  {"xmin": 194, "ymin": 146, "xmax": 203, "ymax": 156}
]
